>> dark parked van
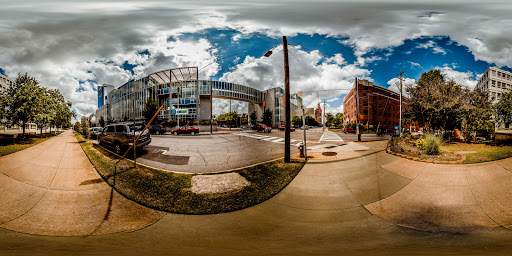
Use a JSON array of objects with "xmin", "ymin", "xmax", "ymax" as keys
[{"xmin": 98, "ymin": 123, "xmax": 151, "ymax": 155}]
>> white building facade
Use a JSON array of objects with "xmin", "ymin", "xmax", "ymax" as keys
[
  {"xmin": 476, "ymin": 67, "xmax": 512, "ymax": 104},
  {"xmin": 0, "ymin": 73, "xmax": 14, "ymax": 93}
]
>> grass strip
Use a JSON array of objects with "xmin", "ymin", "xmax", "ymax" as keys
[
  {"xmin": 74, "ymin": 132, "xmax": 305, "ymax": 214},
  {"xmin": 442, "ymin": 142, "xmax": 512, "ymax": 164}
]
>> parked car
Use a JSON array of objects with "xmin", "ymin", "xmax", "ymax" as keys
[
  {"xmin": 171, "ymin": 126, "xmax": 199, "ymax": 135},
  {"xmin": 255, "ymin": 123, "xmax": 272, "ymax": 133},
  {"xmin": 240, "ymin": 125, "xmax": 248, "ymax": 129},
  {"xmin": 89, "ymin": 127, "xmax": 103, "ymax": 139},
  {"xmin": 277, "ymin": 125, "xmax": 296, "ymax": 132},
  {"xmin": 98, "ymin": 123, "xmax": 151, "ymax": 155},
  {"xmin": 301, "ymin": 125, "xmax": 309, "ymax": 130},
  {"xmin": 344, "ymin": 127, "xmax": 356, "ymax": 134},
  {"xmin": 148, "ymin": 125, "xmax": 166, "ymax": 135}
]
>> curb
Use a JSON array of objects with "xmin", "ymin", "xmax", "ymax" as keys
[
  {"xmin": 385, "ymin": 145, "xmax": 467, "ymax": 164},
  {"xmin": 304, "ymin": 149, "xmax": 385, "ymax": 164}
]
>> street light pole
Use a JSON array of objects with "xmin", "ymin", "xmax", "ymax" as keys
[
  {"xmin": 283, "ymin": 36, "xmax": 291, "ymax": 163},
  {"xmin": 399, "ymin": 71, "xmax": 403, "ymax": 137}
]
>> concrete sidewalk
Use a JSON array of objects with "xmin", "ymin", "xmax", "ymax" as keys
[{"xmin": 0, "ymin": 130, "xmax": 164, "ymax": 236}]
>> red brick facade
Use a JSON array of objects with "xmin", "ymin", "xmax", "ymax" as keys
[{"xmin": 343, "ymin": 79, "xmax": 404, "ymax": 131}]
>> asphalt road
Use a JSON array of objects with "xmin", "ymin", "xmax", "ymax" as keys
[{"xmin": 136, "ymin": 128, "xmax": 326, "ymax": 173}]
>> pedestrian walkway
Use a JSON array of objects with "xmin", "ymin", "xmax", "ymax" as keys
[
  {"xmin": 318, "ymin": 131, "xmax": 344, "ymax": 143},
  {"xmin": 235, "ymin": 132, "xmax": 309, "ymax": 146},
  {"xmin": 0, "ymin": 130, "xmax": 164, "ymax": 236}
]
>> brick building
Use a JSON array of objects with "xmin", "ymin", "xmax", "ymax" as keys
[
  {"xmin": 314, "ymin": 104, "xmax": 322, "ymax": 124},
  {"xmin": 343, "ymin": 79, "xmax": 404, "ymax": 131}
]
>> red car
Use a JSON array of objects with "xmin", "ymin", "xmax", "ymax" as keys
[
  {"xmin": 344, "ymin": 127, "xmax": 356, "ymax": 134},
  {"xmin": 278, "ymin": 125, "xmax": 295, "ymax": 132},
  {"xmin": 255, "ymin": 123, "xmax": 272, "ymax": 133},
  {"xmin": 171, "ymin": 126, "xmax": 199, "ymax": 135}
]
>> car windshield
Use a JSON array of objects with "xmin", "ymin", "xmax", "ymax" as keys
[{"xmin": 128, "ymin": 124, "xmax": 144, "ymax": 131}]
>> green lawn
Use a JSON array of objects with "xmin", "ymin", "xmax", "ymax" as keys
[
  {"xmin": 442, "ymin": 142, "xmax": 512, "ymax": 164},
  {"xmin": 74, "ymin": 132, "xmax": 305, "ymax": 214},
  {"xmin": 0, "ymin": 135, "xmax": 56, "ymax": 156}
]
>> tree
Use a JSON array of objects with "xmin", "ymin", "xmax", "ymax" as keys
[
  {"xmin": 305, "ymin": 116, "xmax": 319, "ymax": 126},
  {"xmin": 325, "ymin": 113, "xmax": 335, "ymax": 127},
  {"xmin": 262, "ymin": 109, "xmax": 273, "ymax": 126},
  {"xmin": 80, "ymin": 116, "xmax": 90, "ymax": 138},
  {"xmin": 461, "ymin": 87, "xmax": 494, "ymax": 141},
  {"xmin": 404, "ymin": 70, "xmax": 465, "ymax": 132},
  {"xmin": 250, "ymin": 111, "xmax": 257, "ymax": 125},
  {"xmin": 292, "ymin": 116, "xmax": 302, "ymax": 127},
  {"xmin": 3, "ymin": 73, "xmax": 43, "ymax": 138},
  {"xmin": 74, "ymin": 121, "xmax": 81, "ymax": 132},
  {"xmin": 334, "ymin": 113, "xmax": 343, "ymax": 128},
  {"xmin": 495, "ymin": 91, "xmax": 512, "ymax": 128},
  {"xmin": 143, "ymin": 98, "xmax": 158, "ymax": 124},
  {"xmin": 99, "ymin": 116, "xmax": 105, "ymax": 128},
  {"xmin": 216, "ymin": 111, "xmax": 240, "ymax": 127}
]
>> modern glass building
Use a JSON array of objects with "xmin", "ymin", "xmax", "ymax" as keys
[{"xmin": 96, "ymin": 67, "xmax": 302, "ymax": 127}]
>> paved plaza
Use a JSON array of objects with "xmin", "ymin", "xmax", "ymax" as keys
[{"xmin": 1, "ymin": 131, "xmax": 512, "ymax": 255}]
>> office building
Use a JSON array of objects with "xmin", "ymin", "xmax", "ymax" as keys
[{"xmin": 476, "ymin": 67, "xmax": 512, "ymax": 104}]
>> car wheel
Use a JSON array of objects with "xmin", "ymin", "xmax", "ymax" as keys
[
  {"xmin": 191, "ymin": 131, "xmax": 195, "ymax": 135},
  {"xmin": 114, "ymin": 143, "xmax": 122, "ymax": 155},
  {"xmin": 155, "ymin": 131, "xmax": 160, "ymax": 135},
  {"xmin": 174, "ymin": 132, "xmax": 178, "ymax": 135}
]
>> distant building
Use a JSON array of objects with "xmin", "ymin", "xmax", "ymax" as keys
[
  {"xmin": 314, "ymin": 104, "xmax": 322, "ymax": 124},
  {"xmin": 476, "ymin": 67, "xmax": 512, "ymax": 104},
  {"xmin": 95, "ymin": 67, "xmax": 302, "ymax": 127},
  {"xmin": 343, "ymin": 79, "xmax": 403, "ymax": 131},
  {"xmin": 0, "ymin": 73, "xmax": 14, "ymax": 92}
]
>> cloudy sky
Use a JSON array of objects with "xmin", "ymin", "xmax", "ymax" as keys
[{"xmin": 1, "ymin": 0, "xmax": 511, "ymax": 119}]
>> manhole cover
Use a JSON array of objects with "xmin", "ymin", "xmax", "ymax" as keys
[{"xmin": 322, "ymin": 152, "xmax": 337, "ymax": 156}]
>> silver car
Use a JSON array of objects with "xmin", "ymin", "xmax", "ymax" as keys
[{"xmin": 98, "ymin": 123, "xmax": 151, "ymax": 155}]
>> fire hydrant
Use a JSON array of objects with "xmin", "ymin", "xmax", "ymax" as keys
[{"xmin": 298, "ymin": 141, "xmax": 305, "ymax": 158}]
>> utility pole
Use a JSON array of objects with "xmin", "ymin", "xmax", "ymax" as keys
[
  {"xmin": 323, "ymin": 99, "xmax": 327, "ymax": 131},
  {"xmin": 283, "ymin": 36, "xmax": 291, "ymax": 163},
  {"xmin": 355, "ymin": 77, "xmax": 361, "ymax": 142},
  {"xmin": 210, "ymin": 78, "xmax": 213, "ymax": 135},
  {"xmin": 399, "ymin": 71, "xmax": 403, "ymax": 137}
]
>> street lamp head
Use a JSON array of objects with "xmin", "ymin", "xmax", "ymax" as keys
[{"xmin": 264, "ymin": 51, "xmax": 273, "ymax": 57}]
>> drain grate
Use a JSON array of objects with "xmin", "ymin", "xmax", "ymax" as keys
[{"xmin": 322, "ymin": 152, "xmax": 338, "ymax": 156}]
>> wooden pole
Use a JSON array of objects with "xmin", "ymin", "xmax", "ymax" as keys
[{"xmin": 283, "ymin": 36, "xmax": 291, "ymax": 163}]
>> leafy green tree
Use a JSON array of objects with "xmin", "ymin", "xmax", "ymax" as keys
[
  {"xmin": 33, "ymin": 87, "xmax": 56, "ymax": 137},
  {"xmin": 216, "ymin": 111, "xmax": 240, "ymax": 127},
  {"xmin": 461, "ymin": 87, "xmax": 494, "ymax": 141},
  {"xmin": 305, "ymin": 116, "xmax": 319, "ymax": 126},
  {"xmin": 143, "ymin": 98, "xmax": 158, "ymax": 124},
  {"xmin": 74, "ymin": 121, "xmax": 81, "ymax": 132},
  {"xmin": 495, "ymin": 91, "xmax": 512, "ymax": 129},
  {"xmin": 250, "ymin": 111, "xmax": 257, "ymax": 125},
  {"xmin": 262, "ymin": 109, "xmax": 273, "ymax": 126},
  {"xmin": 292, "ymin": 116, "xmax": 302, "ymax": 127},
  {"xmin": 404, "ymin": 70, "xmax": 465, "ymax": 132},
  {"xmin": 325, "ymin": 113, "xmax": 335, "ymax": 127},
  {"xmin": 99, "ymin": 116, "xmax": 105, "ymax": 128},
  {"xmin": 80, "ymin": 116, "xmax": 90, "ymax": 138},
  {"xmin": 334, "ymin": 113, "xmax": 343, "ymax": 128},
  {"xmin": 3, "ymin": 73, "xmax": 43, "ymax": 138}
]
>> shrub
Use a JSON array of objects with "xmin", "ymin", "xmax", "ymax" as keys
[{"xmin": 418, "ymin": 134, "xmax": 442, "ymax": 155}]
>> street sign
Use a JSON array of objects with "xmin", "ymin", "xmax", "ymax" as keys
[{"xmin": 172, "ymin": 109, "xmax": 189, "ymax": 115}]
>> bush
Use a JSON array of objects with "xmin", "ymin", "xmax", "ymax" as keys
[{"xmin": 418, "ymin": 134, "xmax": 442, "ymax": 155}]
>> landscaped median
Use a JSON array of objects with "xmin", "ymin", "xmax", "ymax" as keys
[
  {"xmin": 74, "ymin": 132, "xmax": 305, "ymax": 214},
  {"xmin": 387, "ymin": 134, "xmax": 512, "ymax": 164}
]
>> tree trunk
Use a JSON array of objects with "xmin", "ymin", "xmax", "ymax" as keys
[
  {"xmin": 40, "ymin": 125, "xmax": 43, "ymax": 137},
  {"xmin": 22, "ymin": 122, "xmax": 26, "ymax": 139}
]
